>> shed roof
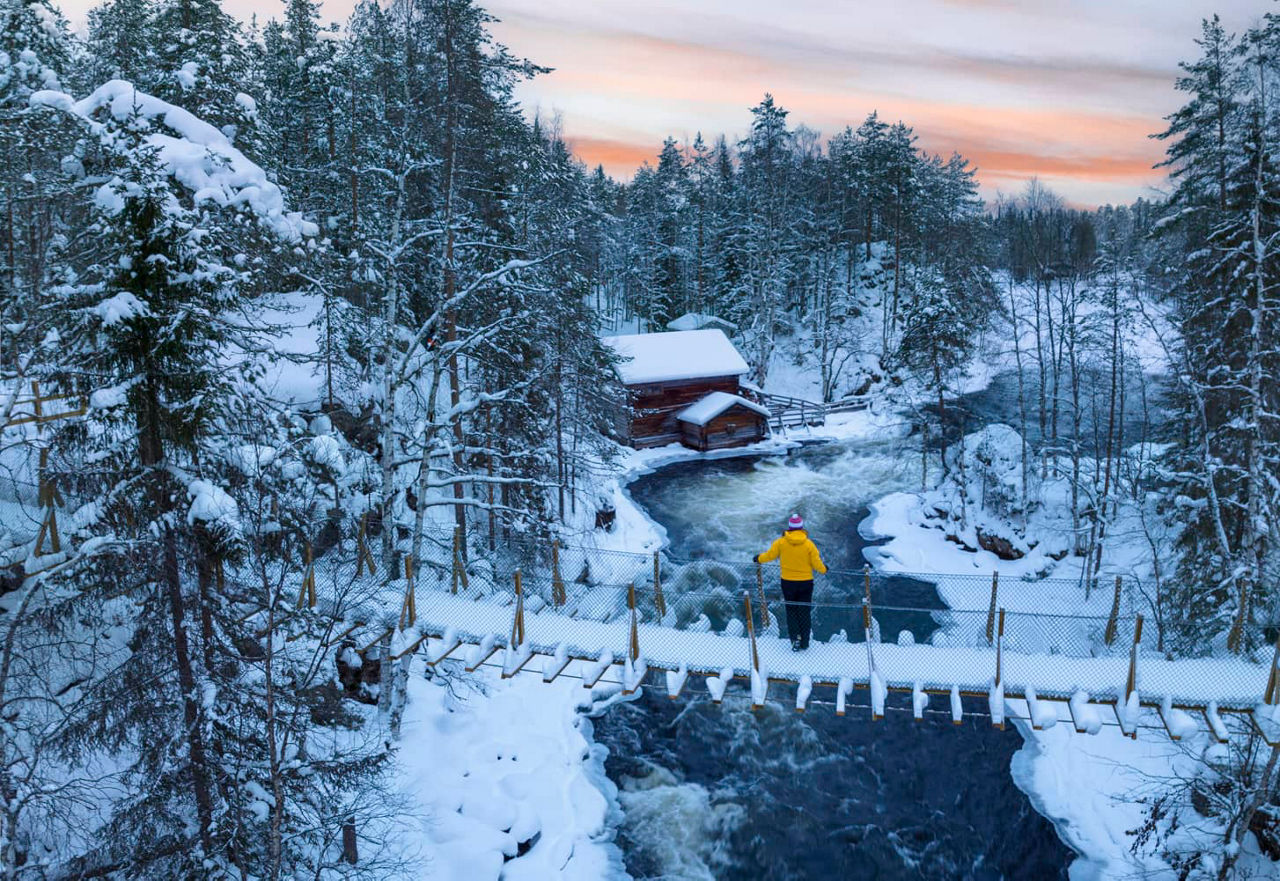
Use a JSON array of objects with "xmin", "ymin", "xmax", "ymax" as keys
[
  {"xmin": 601, "ymin": 329, "xmax": 749, "ymax": 385},
  {"xmin": 676, "ymin": 391, "xmax": 771, "ymax": 427}
]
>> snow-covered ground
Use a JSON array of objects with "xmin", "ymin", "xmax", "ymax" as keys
[{"xmin": 393, "ymin": 665, "xmax": 625, "ymax": 879}]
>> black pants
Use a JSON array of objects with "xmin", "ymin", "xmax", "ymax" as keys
[{"xmin": 781, "ymin": 579, "xmax": 814, "ymax": 648}]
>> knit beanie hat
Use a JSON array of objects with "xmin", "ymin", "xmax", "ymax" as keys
[{"xmin": 787, "ymin": 513, "xmax": 804, "ymax": 530}]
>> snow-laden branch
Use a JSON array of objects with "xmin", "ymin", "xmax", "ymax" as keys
[{"xmin": 29, "ymin": 80, "xmax": 317, "ymax": 242}]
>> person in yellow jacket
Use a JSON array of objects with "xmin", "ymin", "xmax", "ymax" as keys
[{"xmin": 753, "ymin": 513, "xmax": 827, "ymax": 651}]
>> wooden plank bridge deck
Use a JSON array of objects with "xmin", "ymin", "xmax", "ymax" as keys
[{"xmin": 320, "ymin": 580, "xmax": 1280, "ymax": 746}]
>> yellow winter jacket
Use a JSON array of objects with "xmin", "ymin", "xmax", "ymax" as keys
[{"xmin": 756, "ymin": 530, "xmax": 827, "ymax": 581}]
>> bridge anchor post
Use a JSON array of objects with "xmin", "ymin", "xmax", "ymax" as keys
[
  {"xmin": 1104, "ymin": 576, "xmax": 1123, "ymax": 647},
  {"xmin": 985, "ymin": 572, "xmax": 999, "ymax": 645}
]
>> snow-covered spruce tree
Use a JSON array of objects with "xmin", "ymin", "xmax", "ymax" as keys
[
  {"xmin": 82, "ymin": 0, "xmax": 156, "ymax": 90},
  {"xmin": 1155, "ymin": 17, "xmax": 1280, "ymax": 653},
  {"xmin": 734, "ymin": 94, "xmax": 802, "ymax": 385},
  {"xmin": 893, "ymin": 153, "xmax": 997, "ymax": 475},
  {"xmin": 149, "ymin": 0, "xmax": 265, "ymax": 157},
  {"xmin": 0, "ymin": 0, "xmax": 75, "ymax": 376},
  {"xmin": 26, "ymin": 83, "xmax": 397, "ymax": 877}
]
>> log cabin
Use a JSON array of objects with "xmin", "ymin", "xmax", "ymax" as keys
[
  {"xmin": 601, "ymin": 329, "xmax": 770, "ymax": 450},
  {"xmin": 676, "ymin": 391, "xmax": 771, "ymax": 451}
]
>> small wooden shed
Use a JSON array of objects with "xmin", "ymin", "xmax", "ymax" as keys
[
  {"xmin": 602, "ymin": 329, "xmax": 766, "ymax": 449},
  {"xmin": 675, "ymin": 391, "xmax": 771, "ymax": 451}
]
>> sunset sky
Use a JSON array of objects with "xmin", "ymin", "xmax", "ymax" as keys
[{"xmin": 60, "ymin": 0, "xmax": 1269, "ymax": 206}]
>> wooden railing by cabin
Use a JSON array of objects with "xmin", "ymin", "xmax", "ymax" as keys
[{"xmin": 756, "ymin": 392, "xmax": 869, "ymax": 431}]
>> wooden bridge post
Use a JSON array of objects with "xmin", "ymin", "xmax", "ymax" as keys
[
  {"xmin": 33, "ymin": 447, "xmax": 62, "ymax": 557},
  {"xmin": 985, "ymin": 572, "xmax": 999, "ymax": 645},
  {"xmin": 1264, "ymin": 631, "xmax": 1280, "ymax": 706},
  {"xmin": 511, "ymin": 569, "xmax": 526, "ymax": 648},
  {"xmin": 653, "ymin": 552, "xmax": 666, "ymax": 619},
  {"xmin": 552, "ymin": 540, "xmax": 566, "ymax": 607},
  {"xmin": 398, "ymin": 555, "xmax": 417, "ymax": 630},
  {"xmin": 297, "ymin": 542, "xmax": 318, "ymax": 608},
  {"xmin": 863, "ymin": 565, "xmax": 872, "ymax": 605},
  {"xmin": 995, "ymin": 607, "xmax": 1006, "ymax": 688},
  {"xmin": 628, "ymin": 581, "xmax": 640, "ymax": 663},
  {"xmin": 1104, "ymin": 576, "xmax": 1123, "ymax": 647},
  {"xmin": 1125, "ymin": 614, "xmax": 1144, "ymax": 704},
  {"xmin": 863, "ymin": 596, "xmax": 878, "ymax": 674},
  {"xmin": 451, "ymin": 527, "xmax": 469, "ymax": 594},
  {"xmin": 756, "ymin": 563, "xmax": 770, "ymax": 628},
  {"xmin": 355, "ymin": 513, "xmax": 376, "ymax": 578},
  {"xmin": 744, "ymin": 591, "xmax": 759, "ymax": 672}
]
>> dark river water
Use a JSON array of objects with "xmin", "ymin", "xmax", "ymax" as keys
[{"xmin": 590, "ymin": 433, "xmax": 1076, "ymax": 879}]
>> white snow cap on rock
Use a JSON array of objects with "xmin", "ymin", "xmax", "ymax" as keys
[
  {"xmin": 601, "ymin": 329, "xmax": 749, "ymax": 385},
  {"xmin": 29, "ymin": 81, "xmax": 316, "ymax": 242}
]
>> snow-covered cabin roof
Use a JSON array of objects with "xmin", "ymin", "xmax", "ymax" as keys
[
  {"xmin": 676, "ymin": 392, "xmax": 771, "ymax": 427},
  {"xmin": 666, "ymin": 312, "xmax": 737, "ymax": 333},
  {"xmin": 601, "ymin": 330, "xmax": 749, "ymax": 385}
]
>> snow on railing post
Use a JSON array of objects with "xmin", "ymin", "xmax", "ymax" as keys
[
  {"xmin": 744, "ymin": 591, "xmax": 759, "ymax": 673},
  {"xmin": 1124, "ymin": 614, "xmax": 1143, "ymax": 706},
  {"xmin": 398, "ymin": 554, "xmax": 416, "ymax": 631},
  {"xmin": 653, "ymin": 552, "xmax": 666, "ymax": 619},
  {"xmin": 1104, "ymin": 576, "xmax": 1123, "ymax": 647},
  {"xmin": 1117, "ymin": 614, "xmax": 1143, "ymax": 739},
  {"xmin": 990, "ymin": 607, "xmax": 1006, "ymax": 730},
  {"xmin": 863, "ymin": 596, "xmax": 884, "ymax": 720},
  {"xmin": 502, "ymin": 570, "xmax": 533, "ymax": 678},
  {"xmin": 863, "ymin": 565, "xmax": 872, "ymax": 607},
  {"xmin": 628, "ymin": 581, "xmax": 640, "ymax": 663},
  {"xmin": 985, "ymin": 571, "xmax": 999, "ymax": 645},
  {"xmin": 551, "ymin": 540, "xmax": 566, "ymax": 607},
  {"xmin": 756, "ymin": 563, "xmax": 771, "ymax": 628}
]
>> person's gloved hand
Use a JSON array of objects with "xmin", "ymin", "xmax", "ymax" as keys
[{"xmin": 752, "ymin": 554, "xmax": 759, "ymax": 564}]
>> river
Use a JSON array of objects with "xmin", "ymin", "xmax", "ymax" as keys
[{"xmin": 589, "ymin": 433, "xmax": 1076, "ymax": 879}]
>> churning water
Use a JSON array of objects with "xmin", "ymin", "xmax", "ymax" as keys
[{"xmin": 592, "ymin": 436, "xmax": 1074, "ymax": 879}]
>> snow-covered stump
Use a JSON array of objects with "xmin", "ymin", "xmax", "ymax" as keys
[
  {"xmin": 1068, "ymin": 691, "xmax": 1103, "ymax": 735},
  {"xmin": 912, "ymin": 682, "xmax": 928, "ymax": 721},
  {"xmin": 582, "ymin": 650, "xmax": 614, "ymax": 689},
  {"xmin": 795, "ymin": 675, "xmax": 813, "ymax": 713},
  {"xmin": 708, "ymin": 667, "xmax": 734, "ymax": 704},
  {"xmin": 1159, "ymin": 695, "xmax": 1198, "ymax": 741},
  {"xmin": 836, "ymin": 677, "xmax": 853, "ymax": 717},
  {"xmin": 542, "ymin": 643, "xmax": 571, "ymax": 683},
  {"xmin": 666, "ymin": 664, "xmax": 689, "ymax": 700},
  {"xmin": 950, "ymin": 685, "xmax": 963, "ymax": 725},
  {"xmin": 464, "ymin": 634, "xmax": 501, "ymax": 673}
]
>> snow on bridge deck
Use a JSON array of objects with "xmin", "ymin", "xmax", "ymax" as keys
[{"xmin": 339, "ymin": 585, "xmax": 1280, "ymax": 745}]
